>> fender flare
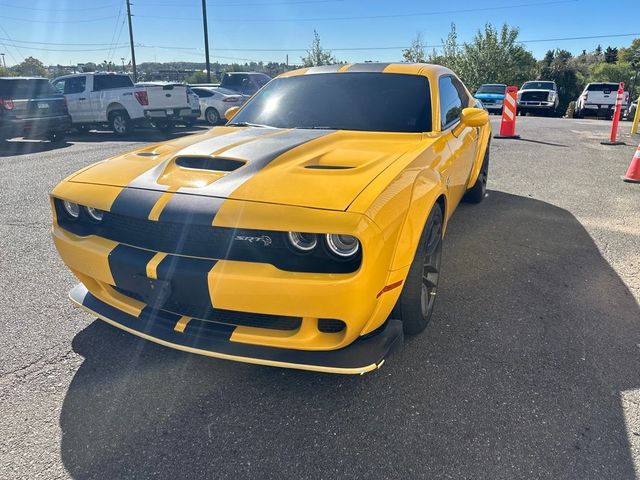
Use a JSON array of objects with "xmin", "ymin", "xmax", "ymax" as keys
[
  {"xmin": 389, "ymin": 169, "xmax": 448, "ymax": 271},
  {"xmin": 466, "ymin": 124, "xmax": 492, "ymax": 190}
]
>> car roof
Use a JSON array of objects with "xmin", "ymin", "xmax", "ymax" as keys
[
  {"xmin": 279, "ymin": 63, "xmax": 455, "ymax": 79},
  {"xmin": 479, "ymin": 83, "xmax": 506, "ymax": 86},
  {"xmin": 0, "ymin": 77, "xmax": 49, "ymax": 80}
]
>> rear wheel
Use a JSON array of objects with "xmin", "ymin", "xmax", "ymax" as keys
[
  {"xmin": 47, "ymin": 131, "xmax": 66, "ymax": 144},
  {"xmin": 205, "ymin": 107, "xmax": 220, "ymax": 125},
  {"xmin": 392, "ymin": 204, "xmax": 443, "ymax": 335},
  {"xmin": 109, "ymin": 111, "xmax": 132, "ymax": 136},
  {"xmin": 463, "ymin": 145, "xmax": 489, "ymax": 204}
]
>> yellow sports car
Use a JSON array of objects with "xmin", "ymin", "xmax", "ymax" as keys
[{"xmin": 51, "ymin": 63, "xmax": 491, "ymax": 374}]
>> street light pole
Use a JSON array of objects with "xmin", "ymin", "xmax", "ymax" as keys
[
  {"xmin": 0, "ymin": 53, "xmax": 6, "ymax": 68},
  {"xmin": 202, "ymin": 0, "xmax": 211, "ymax": 83},
  {"xmin": 126, "ymin": 0, "xmax": 137, "ymax": 82}
]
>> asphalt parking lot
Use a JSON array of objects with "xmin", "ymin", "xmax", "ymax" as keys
[{"xmin": 0, "ymin": 117, "xmax": 639, "ymax": 480}]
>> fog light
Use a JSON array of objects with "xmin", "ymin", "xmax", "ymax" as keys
[
  {"xmin": 288, "ymin": 232, "xmax": 318, "ymax": 251},
  {"xmin": 326, "ymin": 234, "xmax": 359, "ymax": 257},
  {"xmin": 63, "ymin": 200, "xmax": 80, "ymax": 219},
  {"xmin": 86, "ymin": 206, "xmax": 104, "ymax": 222}
]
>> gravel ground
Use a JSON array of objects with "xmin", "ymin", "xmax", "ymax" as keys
[{"xmin": 0, "ymin": 118, "xmax": 638, "ymax": 480}]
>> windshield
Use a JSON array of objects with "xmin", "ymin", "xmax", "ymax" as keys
[
  {"xmin": 586, "ymin": 83, "xmax": 619, "ymax": 91},
  {"xmin": 476, "ymin": 84, "xmax": 506, "ymax": 95},
  {"xmin": 229, "ymin": 72, "xmax": 432, "ymax": 132},
  {"xmin": 522, "ymin": 81, "xmax": 555, "ymax": 90}
]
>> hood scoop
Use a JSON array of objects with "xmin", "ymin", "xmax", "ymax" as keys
[
  {"xmin": 304, "ymin": 164, "xmax": 354, "ymax": 170},
  {"xmin": 175, "ymin": 156, "xmax": 245, "ymax": 172}
]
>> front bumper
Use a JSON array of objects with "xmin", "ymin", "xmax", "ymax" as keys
[
  {"xmin": 518, "ymin": 101, "xmax": 555, "ymax": 109},
  {"xmin": 70, "ymin": 283, "xmax": 403, "ymax": 374}
]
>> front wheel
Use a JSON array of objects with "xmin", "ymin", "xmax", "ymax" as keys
[
  {"xmin": 392, "ymin": 204, "xmax": 443, "ymax": 335},
  {"xmin": 463, "ymin": 145, "xmax": 489, "ymax": 204}
]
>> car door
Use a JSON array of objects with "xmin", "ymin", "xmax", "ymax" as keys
[
  {"xmin": 64, "ymin": 76, "xmax": 89, "ymax": 123},
  {"xmin": 438, "ymin": 75, "xmax": 477, "ymax": 206}
]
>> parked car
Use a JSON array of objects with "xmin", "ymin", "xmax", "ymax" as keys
[
  {"xmin": 52, "ymin": 73, "xmax": 193, "ymax": 135},
  {"xmin": 474, "ymin": 84, "xmax": 506, "ymax": 114},
  {"xmin": 50, "ymin": 63, "xmax": 491, "ymax": 374},
  {"xmin": 0, "ymin": 77, "xmax": 71, "ymax": 143},
  {"xmin": 136, "ymin": 82, "xmax": 201, "ymax": 127},
  {"xmin": 574, "ymin": 82, "xmax": 630, "ymax": 119},
  {"xmin": 218, "ymin": 72, "xmax": 271, "ymax": 95},
  {"xmin": 517, "ymin": 81, "xmax": 560, "ymax": 116},
  {"xmin": 624, "ymin": 97, "xmax": 637, "ymax": 121},
  {"xmin": 190, "ymin": 86, "xmax": 248, "ymax": 125}
]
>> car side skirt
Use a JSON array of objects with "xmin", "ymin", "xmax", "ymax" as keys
[{"xmin": 69, "ymin": 283, "xmax": 403, "ymax": 375}]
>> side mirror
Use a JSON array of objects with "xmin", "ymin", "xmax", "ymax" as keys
[
  {"xmin": 460, "ymin": 107, "xmax": 489, "ymax": 127},
  {"xmin": 224, "ymin": 106, "xmax": 240, "ymax": 122}
]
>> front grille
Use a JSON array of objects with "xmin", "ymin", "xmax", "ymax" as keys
[
  {"xmin": 521, "ymin": 91, "xmax": 549, "ymax": 102},
  {"xmin": 114, "ymin": 286, "xmax": 303, "ymax": 330},
  {"xmin": 54, "ymin": 199, "xmax": 362, "ymax": 274}
]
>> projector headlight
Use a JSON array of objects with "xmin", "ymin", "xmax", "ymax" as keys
[
  {"xmin": 326, "ymin": 234, "xmax": 360, "ymax": 258},
  {"xmin": 86, "ymin": 206, "xmax": 104, "ymax": 222},
  {"xmin": 62, "ymin": 200, "xmax": 80, "ymax": 219},
  {"xmin": 288, "ymin": 232, "xmax": 318, "ymax": 252}
]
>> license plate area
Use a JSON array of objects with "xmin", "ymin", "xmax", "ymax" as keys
[{"xmin": 134, "ymin": 275, "xmax": 172, "ymax": 307}]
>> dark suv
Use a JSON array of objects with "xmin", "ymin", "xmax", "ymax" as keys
[{"xmin": 0, "ymin": 77, "xmax": 71, "ymax": 143}]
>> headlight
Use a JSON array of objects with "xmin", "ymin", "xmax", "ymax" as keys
[
  {"xmin": 288, "ymin": 232, "xmax": 318, "ymax": 251},
  {"xmin": 548, "ymin": 92, "xmax": 556, "ymax": 101},
  {"xmin": 326, "ymin": 234, "xmax": 359, "ymax": 258},
  {"xmin": 63, "ymin": 200, "xmax": 80, "ymax": 219},
  {"xmin": 86, "ymin": 206, "xmax": 104, "ymax": 222}
]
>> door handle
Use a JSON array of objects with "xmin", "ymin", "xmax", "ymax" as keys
[{"xmin": 78, "ymin": 97, "xmax": 86, "ymax": 101}]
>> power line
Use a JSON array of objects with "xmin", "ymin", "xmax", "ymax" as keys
[
  {"xmin": 0, "ymin": 2, "xmax": 120, "ymax": 12},
  {"xmin": 137, "ymin": 0, "xmax": 579, "ymax": 23},
  {"xmin": 1, "ymin": 15, "xmax": 119, "ymax": 24}
]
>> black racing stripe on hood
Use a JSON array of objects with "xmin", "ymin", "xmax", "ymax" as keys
[
  {"xmin": 109, "ymin": 187, "xmax": 164, "ymax": 220},
  {"xmin": 157, "ymin": 193, "xmax": 225, "ymax": 225},
  {"xmin": 178, "ymin": 128, "xmax": 332, "ymax": 200}
]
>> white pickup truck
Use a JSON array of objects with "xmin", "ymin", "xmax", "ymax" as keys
[
  {"xmin": 52, "ymin": 73, "xmax": 193, "ymax": 135},
  {"xmin": 574, "ymin": 82, "xmax": 630, "ymax": 119}
]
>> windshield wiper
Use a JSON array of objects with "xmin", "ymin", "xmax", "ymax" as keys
[{"xmin": 227, "ymin": 122, "xmax": 271, "ymax": 128}]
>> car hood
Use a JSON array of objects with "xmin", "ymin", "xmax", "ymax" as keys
[{"xmin": 69, "ymin": 126, "xmax": 423, "ymax": 211}]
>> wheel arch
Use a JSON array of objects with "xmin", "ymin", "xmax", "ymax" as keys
[
  {"xmin": 106, "ymin": 103, "xmax": 127, "ymax": 117},
  {"xmin": 466, "ymin": 123, "xmax": 492, "ymax": 189}
]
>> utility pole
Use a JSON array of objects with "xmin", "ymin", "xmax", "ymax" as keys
[
  {"xmin": 125, "ymin": 0, "xmax": 137, "ymax": 82},
  {"xmin": 0, "ymin": 53, "xmax": 5, "ymax": 68},
  {"xmin": 201, "ymin": 0, "xmax": 211, "ymax": 83}
]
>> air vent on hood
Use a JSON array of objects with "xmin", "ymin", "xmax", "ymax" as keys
[
  {"xmin": 304, "ymin": 165, "xmax": 354, "ymax": 170},
  {"xmin": 175, "ymin": 156, "xmax": 245, "ymax": 172}
]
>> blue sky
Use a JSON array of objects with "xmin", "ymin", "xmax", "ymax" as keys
[{"xmin": 0, "ymin": 0, "xmax": 638, "ymax": 67}]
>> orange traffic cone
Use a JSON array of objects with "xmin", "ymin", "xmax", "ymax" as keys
[{"xmin": 623, "ymin": 142, "xmax": 640, "ymax": 183}]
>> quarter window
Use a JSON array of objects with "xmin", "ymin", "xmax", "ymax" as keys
[
  {"xmin": 65, "ymin": 76, "xmax": 86, "ymax": 94},
  {"xmin": 439, "ymin": 76, "xmax": 464, "ymax": 129}
]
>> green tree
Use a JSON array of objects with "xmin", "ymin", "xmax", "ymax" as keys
[
  {"xmin": 81, "ymin": 62, "xmax": 97, "ymax": 73},
  {"xmin": 402, "ymin": 33, "xmax": 427, "ymax": 63},
  {"xmin": 604, "ymin": 46, "xmax": 618, "ymax": 63},
  {"xmin": 0, "ymin": 66, "xmax": 14, "ymax": 77},
  {"xmin": 185, "ymin": 71, "xmax": 209, "ymax": 84},
  {"xmin": 11, "ymin": 56, "xmax": 47, "ymax": 77},
  {"xmin": 431, "ymin": 23, "xmax": 536, "ymax": 90},
  {"xmin": 301, "ymin": 30, "xmax": 336, "ymax": 67},
  {"xmin": 589, "ymin": 61, "xmax": 635, "ymax": 91}
]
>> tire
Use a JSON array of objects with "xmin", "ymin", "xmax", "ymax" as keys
[
  {"xmin": 463, "ymin": 145, "xmax": 489, "ymax": 204},
  {"xmin": 47, "ymin": 131, "xmax": 66, "ymax": 144},
  {"xmin": 392, "ymin": 204, "xmax": 444, "ymax": 335},
  {"xmin": 205, "ymin": 107, "xmax": 220, "ymax": 125},
  {"xmin": 109, "ymin": 110, "xmax": 132, "ymax": 136}
]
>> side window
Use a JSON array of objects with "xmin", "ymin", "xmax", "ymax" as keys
[
  {"xmin": 439, "ymin": 76, "xmax": 463, "ymax": 129},
  {"xmin": 53, "ymin": 80, "xmax": 65, "ymax": 93},
  {"xmin": 194, "ymin": 89, "xmax": 212, "ymax": 98},
  {"xmin": 94, "ymin": 75, "xmax": 132, "ymax": 91},
  {"xmin": 66, "ymin": 76, "xmax": 86, "ymax": 94},
  {"xmin": 451, "ymin": 77, "xmax": 470, "ymax": 107}
]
